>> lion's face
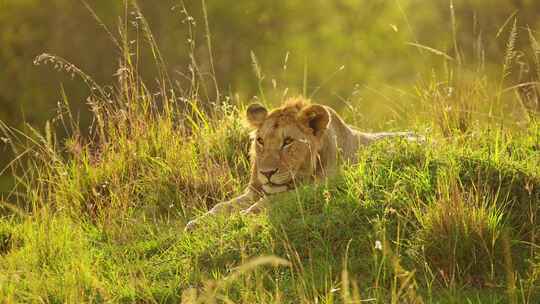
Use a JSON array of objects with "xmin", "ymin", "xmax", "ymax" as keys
[{"xmin": 246, "ymin": 99, "xmax": 330, "ymax": 195}]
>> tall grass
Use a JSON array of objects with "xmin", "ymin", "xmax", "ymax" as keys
[{"xmin": 0, "ymin": 1, "xmax": 539, "ymax": 303}]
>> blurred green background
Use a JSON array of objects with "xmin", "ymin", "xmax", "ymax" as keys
[{"xmin": 1, "ymin": 0, "xmax": 539, "ymax": 194}]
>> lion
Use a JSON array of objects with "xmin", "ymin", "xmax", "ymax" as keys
[{"xmin": 185, "ymin": 97, "xmax": 417, "ymax": 231}]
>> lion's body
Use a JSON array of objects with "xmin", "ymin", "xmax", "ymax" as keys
[
  {"xmin": 185, "ymin": 97, "xmax": 415, "ymax": 230},
  {"xmin": 311, "ymin": 106, "xmax": 377, "ymax": 177}
]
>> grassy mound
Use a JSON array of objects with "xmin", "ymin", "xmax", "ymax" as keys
[{"xmin": 0, "ymin": 113, "xmax": 538, "ymax": 302}]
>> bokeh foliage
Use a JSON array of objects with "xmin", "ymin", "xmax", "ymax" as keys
[
  {"xmin": 1, "ymin": 0, "xmax": 539, "ymax": 126},
  {"xmin": 1, "ymin": 1, "xmax": 539, "ymax": 190}
]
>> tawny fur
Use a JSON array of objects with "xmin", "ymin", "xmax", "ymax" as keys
[{"xmin": 185, "ymin": 97, "xmax": 416, "ymax": 231}]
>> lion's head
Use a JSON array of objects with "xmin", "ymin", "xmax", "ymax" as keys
[{"xmin": 246, "ymin": 97, "xmax": 331, "ymax": 195}]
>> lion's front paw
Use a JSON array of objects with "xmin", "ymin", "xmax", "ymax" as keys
[
  {"xmin": 184, "ymin": 219, "xmax": 199, "ymax": 232},
  {"xmin": 241, "ymin": 203, "xmax": 264, "ymax": 215},
  {"xmin": 239, "ymin": 208, "xmax": 252, "ymax": 216}
]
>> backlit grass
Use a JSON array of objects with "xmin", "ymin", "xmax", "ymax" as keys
[{"xmin": 0, "ymin": 2, "xmax": 539, "ymax": 303}]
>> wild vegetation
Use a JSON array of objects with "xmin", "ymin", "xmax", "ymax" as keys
[{"xmin": 0, "ymin": 1, "xmax": 539, "ymax": 303}]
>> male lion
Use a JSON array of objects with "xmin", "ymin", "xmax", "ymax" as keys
[{"xmin": 185, "ymin": 97, "xmax": 417, "ymax": 231}]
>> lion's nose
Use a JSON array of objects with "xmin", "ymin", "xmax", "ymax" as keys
[{"xmin": 260, "ymin": 169, "xmax": 278, "ymax": 180}]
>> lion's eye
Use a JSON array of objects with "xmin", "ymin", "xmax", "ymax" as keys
[
  {"xmin": 282, "ymin": 137, "xmax": 294, "ymax": 148},
  {"xmin": 256, "ymin": 137, "xmax": 264, "ymax": 146}
]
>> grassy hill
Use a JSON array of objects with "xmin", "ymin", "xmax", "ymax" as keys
[
  {"xmin": 1, "ymin": 7, "xmax": 540, "ymax": 304},
  {"xmin": 0, "ymin": 92, "xmax": 538, "ymax": 302}
]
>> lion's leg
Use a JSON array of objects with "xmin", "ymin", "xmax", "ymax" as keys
[
  {"xmin": 360, "ymin": 131, "xmax": 424, "ymax": 145},
  {"xmin": 240, "ymin": 196, "xmax": 271, "ymax": 215},
  {"xmin": 184, "ymin": 189, "xmax": 258, "ymax": 231},
  {"xmin": 207, "ymin": 191, "xmax": 256, "ymax": 215},
  {"xmin": 371, "ymin": 132, "xmax": 414, "ymax": 141}
]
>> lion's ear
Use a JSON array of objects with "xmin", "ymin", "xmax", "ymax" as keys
[
  {"xmin": 298, "ymin": 104, "xmax": 330, "ymax": 137},
  {"xmin": 246, "ymin": 103, "xmax": 268, "ymax": 128}
]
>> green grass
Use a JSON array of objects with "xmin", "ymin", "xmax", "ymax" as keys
[
  {"xmin": 0, "ymin": 115, "xmax": 538, "ymax": 303},
  {"xmin": 1, "ymin": 4, "xmax": 540, "ymax": 303}
]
